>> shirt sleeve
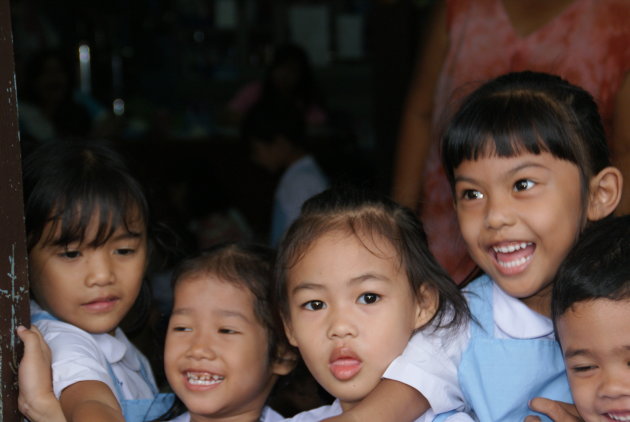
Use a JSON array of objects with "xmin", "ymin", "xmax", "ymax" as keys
[
  {"xmin": 35, "ymin": 320, "xmax": 118, "ymax": 399},
  {"xmin": 383, "ymin": 323, "xmax": 470, "ymax": 415}
]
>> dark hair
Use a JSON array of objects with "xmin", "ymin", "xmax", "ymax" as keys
[
  {"xmin": 24, "ymin": 140, "xmax": 150, "ymax": 251},
  {"xmin": 23, "ymin": 140, "xmax": 153, "ymax": 331},
  {"xmin": 274, "ymin": 186, "xmax": 469, "ymax": 331},
  {"xmin": 442, "ymin": 71, "xmax": 611, "ymax": 206},
  {"xmin": 261, "ymin": 43, "xmax": 318, "ymax": 107},
  {"xmin": 159, "ymin": 242, "xmax": 289, "ymax": 421},
  {"xmin": 241, "ymin": 100, "xmax": 306, "ymax": 148},
  {"xmin": 551, "ymin": 215, "xmax": 630, "ymax": 324}
]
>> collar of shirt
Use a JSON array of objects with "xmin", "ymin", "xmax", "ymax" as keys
[
  {"xmin": 492, "ymin": 283, "xmax": 554, "ymax": 339},
  {"xmin": 93, "ymin": 329, "xmax": 141, "ymax": 370}
]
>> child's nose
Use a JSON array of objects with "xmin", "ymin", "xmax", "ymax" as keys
[
  {"xmin": 484, "ymin": 196, "xmax": 516, "ymax": 230},
  {"xmin": 85, "ymin": 253, "xmax": 115, "ymax": 287},
  {"xmin": 186, "ymin": 336, "xmax": 218, "ymax": 360},
  {"xmin": 599, "ymin": 367, "xmax": 630, "ymax": 398},
  {"xmin": 326, "ymin": 309, "xmax": 358, "ymax": 339}
]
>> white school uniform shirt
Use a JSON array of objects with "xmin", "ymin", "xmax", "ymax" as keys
[
  {"xmin": 167, "ymin": 406, "xmax": 285, "ymax": 422},
  {"xmin": 283, "ymin": 399, "xmax": 474, "ymax": 422},
  {"xmin": 30, "ymin": 300, "xmax": 156, "ymax": 402},
  {"xmin": 383, "ymin": 281, "xmax": 555, "ymax": 415}
]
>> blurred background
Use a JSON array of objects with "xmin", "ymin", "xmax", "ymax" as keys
[{"xmin": 10, "ymin": 0, "xmax": 434, "ymax": 248}]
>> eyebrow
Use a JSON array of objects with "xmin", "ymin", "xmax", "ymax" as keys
[
  {"xmin": 290, "ymin": 272, "xmax": 391, "ymax": 296},
  {"xmin": 564, "ymin": 345, "xmax": 630, "ymax": 359},
  {"xmin": 171, "ymin": 307, "xmax": 250, "ymax": 323},
  {"xmin": 454, "ymin": 162, "xmax": 548, "ymax": 184}
]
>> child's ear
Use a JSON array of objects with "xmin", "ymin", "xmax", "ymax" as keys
[
  {"xmin": 413, "ymin": 284, "xmax": 439, "ymax": 331},
  {"xmin": 272, "ymin": 345, "xmax": 298, "ymax": 376},
  {"xmin": 283, "ymin": 320, "xmax": 298, "ymax": 348},
  {"xmin": 586, "ymin": 166, "xmax": 623, "ymax": 221}
]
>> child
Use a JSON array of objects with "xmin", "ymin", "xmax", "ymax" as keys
[
  {"xmin": 325, "ymin": 71, "xmax": 623, "ymax": 422},
  {"xmin": 23, "ymin": 141, "xmax": 173, "ymax": 422},
  {"xmin": 273, "ymin": 187, "xmax": 473, "ymax": 421},
  {"xmin": 18, "ymin": 242, "xmax": 297, "ymax": 422},
  {"xmin": 550, "ymin": 215, "xmax": 630, "ymax": 422},
  {"xmin": 158, "ymin": 243, "xmax": 296, "ymax": 421},
  {"xmin": 242, "ymin": 101, "xmax": 329, "ymax": 246}
]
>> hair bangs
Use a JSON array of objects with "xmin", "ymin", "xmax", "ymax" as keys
[{"xmin": 443, "ymin": 91, "xmax": 582, "ymax": 186}]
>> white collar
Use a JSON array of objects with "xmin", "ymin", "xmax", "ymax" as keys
[
  {"xmin": 492, "ymin": 283, "xmax": 554, "ymax": 339},
  {"xmin": 92, "ymin": 328, "xmax": 141, "ymax": 370}
]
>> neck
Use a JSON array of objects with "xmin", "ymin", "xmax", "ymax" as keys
[{"xmin": 521, "ymin": 282, "xmax": 553, "ymax": 318}]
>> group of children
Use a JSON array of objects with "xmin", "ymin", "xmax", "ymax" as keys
[{"xmin": 15, "ymin": 70, "xmax": 630, "ymax": 422}]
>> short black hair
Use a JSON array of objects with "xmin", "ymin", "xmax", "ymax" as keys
[
  {"xmin": 552, "ymin": 215, "xmax": 630, "ymax": 323},
  {"xmin": 442, "ymin": 71, "xmax": 610, "ymax": 206}
]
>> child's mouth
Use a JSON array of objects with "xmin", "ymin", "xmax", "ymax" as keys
[
  {"xmin": 82, "ymin": 296, "xmax": 119, "ymax": 312},
  {"xmin": 605, "ymin": 411, "xmax": 630, "ymax": 421},
  {"xmin": 491, "ymin": 242, "xmax": 535, "ymax": 273},
  {"xmin": 185, "ymin": 371, "xmax": 224, "ymax": 386},
  {"xmin": 329, "ymin": 348, "xmax": 362, "ymax": 381}
]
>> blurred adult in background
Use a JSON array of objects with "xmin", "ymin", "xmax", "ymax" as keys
[
  {"xmin": 226, "ymin": 43, "xmax": 328, "ymax": 129},
  {"xmin": 391, "ymin": 0, "xmax": 630, "ymax": 283},
  {"xmin": 16, "ymin": 49, "xmax": 119, "ymax": 155}
]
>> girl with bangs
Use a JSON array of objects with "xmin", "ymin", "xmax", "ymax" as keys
[
  {"xmin": 325, "ymin": 72, "xmax": 623, "ymax": 421},
  {"xmin": 22, "ymin": 141, "xmax": 173, "ymax": 422}
]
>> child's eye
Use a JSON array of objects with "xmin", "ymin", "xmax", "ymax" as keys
[
  {"xmin": 357, "ymin": 293, "xmax": 380, "ymax": 305},
  {"xmin": 115, "ymin": 248, "xmax": 135, "ymax": 256},
  {"xmin": 461, "ymin": 189, "xmax": 484, "ymax": 200},
  {"xmin": 59, "ymin": 250, "xmax": 81, "ymax": 259},
  {"xmin": 219, "ymin": 328, "xmax": 239, "ymax": 334},
  {"xmin": 513, "ymin": 179, "xmax": 535, "ymax": 192},
  {"xmin": 572, "ymin": 364, "xmax": 597, "ymax": 373},
  {"xmin": 302, "ymin": 300, "xmax": 326, "ymax": 311},
  {"xmin": 173, "ymin": 326, "xmax": 192, "ymax": 332}
]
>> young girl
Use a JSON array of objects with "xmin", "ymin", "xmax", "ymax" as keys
[
  {"xmin": 325, "ymin": 71, "xmax": 623, "ymax": 422},
  {"xmin": 272, "ymin": 187, "xmax": 473, "ymax": 421},
  {"xmin": 18, "ymin": 242, "xmax": 298, "ymax": 422},
  {"xmin": 158, "ymin": 243, "xmax": 295, "ymax": 421},
  {"xmin": 551, "ymin": 215, "xmax": 630, "ymax": 422},
  {"xmin": 23, "ymin": 141, "xmax": 173, "ymax": 422}
]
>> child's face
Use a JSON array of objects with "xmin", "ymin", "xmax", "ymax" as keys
[
  {"xmin": 556, "ymin": 299, "xmax": 630, "ymax": 422},
  {"xmin": 283, "ymin": 231, "xmax": 435, "ymax": 411},
  {"xmin": 454, "ymin": 151, "xmax": 583, "ymax": 315},
  {"xmin": 29, "ymin": 215, "xmax": 147, "ymax": 335},
  {"xmin": 164, "ymin": 275, "xmax": 283, "ymax": 420}
]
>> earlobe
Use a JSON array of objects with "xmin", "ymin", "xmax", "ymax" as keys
[
  {"xmin": 283, "ymin": 320, "xmax": 298, "ymax": 347},
  {"xmin": 413, "ymin": 284, "xmax": 439, "ymax": 331},
  {"xmin": 272, "ymin": 346, "xmax": 298, "ymax": 376},
  {"xmin": 586, "ymin": 167, "xmax": 623, "ymax": 221}
]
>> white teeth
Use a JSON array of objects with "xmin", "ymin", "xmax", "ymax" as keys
[
  {"xmin": 493, "ymin": 242, "xmax": 532, "ymax": 254},
  {"xmin": 608, "ymin": 414, "xmax": 630, "ymax": 421},
  {"xmin": 497, "ymin": 255, "xmax": 532, "ymax": 268},
  {"xmin": 186, "ymin": 372, "xmax": 224, "ymax": 385}
]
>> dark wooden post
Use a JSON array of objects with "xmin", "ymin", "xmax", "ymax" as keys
[{"xmin": 0, "ymin": 0, "xmax": 31, "ymax": 420}]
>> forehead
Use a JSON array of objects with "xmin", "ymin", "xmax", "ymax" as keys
[
  {"xmin": 557, "ymin": 299, "xmax": 630, "ymax": 349},
  {"xmin": 174, "ymin": 275, "xmax": 257, "ymax": 315},
  {"xmin": 287, "ymin": 230, "xmax": 405, "ymax": 285}
]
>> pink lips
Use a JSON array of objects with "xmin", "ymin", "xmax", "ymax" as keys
[
  {"xmin": 82, "ymin": 296, "xmax": 118, "ymax": 312},
  {"xmin": 329, "ymin": 348, "xmax": 362, "ymax": 381}
]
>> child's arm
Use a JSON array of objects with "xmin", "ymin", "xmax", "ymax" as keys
[
  {"xmin": 59, "ymin": 380, "xmax": 125, "ymax": 422},
  {"xmin": 322, "ymin": 379, "xmax": 430, "ymax": 422},
  {"xmin": 17, "ymin": 325, "xmax": 66, "ymax": 422},
  {"xmin": 525, "ymin": 397, "xmax": 581, "ymax": 422},
  {"xmin": 17, "ymin": 325, "xmax": 125, "ymax": 422}
]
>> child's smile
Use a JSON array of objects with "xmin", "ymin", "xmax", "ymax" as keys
[
  {"xmin": 454, "ymin": 151, "xmax": 584, "ymax": 316},
  {"xmin": 165, "ymin": 275, "xmax": 278, "ymax": 419},
  {"xmin": 557, "ymin": 299, "xmax": 630, "ymax": 422}
]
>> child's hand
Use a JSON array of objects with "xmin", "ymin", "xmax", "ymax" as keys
[
  {"xmin": 524, "ymin": 397, "xmax": 582, "ymax": 422},
  {"xmin": 17, "ymin": 325, "xmax": 67, "ymax": 422}
]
